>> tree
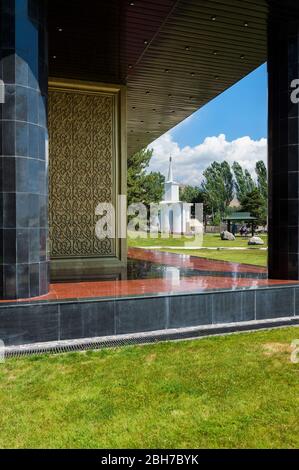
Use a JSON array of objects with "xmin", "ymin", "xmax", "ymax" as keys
[
  {"xmin": 221, "ymin": 161, "xmax": 234, "ymax": 206},
  {"xmin": 127, "ymin": 148, "xmax": 164, "ymax": 206},
  {"xmin": 180, "ymin": 185, "xmax": 204, "ymax": 219},
  {"xmin": 232, "ymin": 162, "xmax": 256, "ymax": 203},
  {"xmin": 244, "ymin": 170, "xmax": 256, "ymax": 195},
  {"xmin": 201, "ymin": 161, "xmax": 234, "ymax": 219},
  {"xmin": 255, "ymin": 160, "xmax": 268, "ymax": 201},
  {"xmin": 142, "ymin": 172, "xmax": 165, "ymax": 205},
  {"xmin": 180, "ymin": 185, "xmax": 203, "ymax": 204},
  {"xmin": 241, "ymin": 188, "xmax": 267, "ymax": 226},
  {"xmin": 127, "ymin": 148, "xmax": 153, "ymax": 206}
]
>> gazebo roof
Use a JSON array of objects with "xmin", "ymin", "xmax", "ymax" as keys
[{"xmin": 223, "ymin": 212, "xmax": 257, "ymax": 221}]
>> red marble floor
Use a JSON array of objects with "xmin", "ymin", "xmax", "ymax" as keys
[{"xmin": 1, "ymin": 248, "xmax": 298, "ymax": 304}]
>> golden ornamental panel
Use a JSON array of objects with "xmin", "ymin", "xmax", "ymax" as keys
[{"xmin": 49, "ymin": 87, "xmax": 115, "ymax": 258}]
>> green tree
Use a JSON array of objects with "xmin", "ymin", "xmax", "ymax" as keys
[
  {"xmin": 221, "ymin": 161, "xmax": 234, "ymax": 206},
  {"xmin": 142, "ymin": 172, "xmax": 165, "ymax": 205},
  {"xmin": 127, "ymin": 148, "xmax": 164, "ymax": 206},
  {"xmin": 127, "ymin": 148, "xmax": 153, "ymax": 206},
  {"xmin": 244, "ymin": 170, "xmax": 256, "ymax": 194},
  {"xmin": 180, "ymin": 185, "xmax": 205, "ymax": 218},
  {"xmin": 180, "ymin": 185, "xmax": 204, "ymax": 204},
  {"xmin": 232, "ymin": 162, "xmax": 256, "ymax": 203},
  {"xmin": 201, "ymin": 161, "xmax": 233, "ymax": 218},
  {"xmin": 241, "ymin": 188, "xmax": 267, "ymax": 225},
  {"xmin": 255, "ymin": 160, "xmax": 268, "ymax": 201}
]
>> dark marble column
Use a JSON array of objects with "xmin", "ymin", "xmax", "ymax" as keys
[
  {"xmin": 268, "ymin": 4, "xmax": 299, "ymax": 279},
  {"xmin": 0, "ymin": 0, "xmax": 49, "ymax": 299}
]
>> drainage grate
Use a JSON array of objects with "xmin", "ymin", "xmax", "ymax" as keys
[{"xmin": 4, "ymin": 316, "xmax": 299, "ymax": 359}]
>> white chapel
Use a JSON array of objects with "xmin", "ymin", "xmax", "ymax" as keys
[{"xmin": 159, "ymin": 157, "xmax": 192, "ymax": 234}]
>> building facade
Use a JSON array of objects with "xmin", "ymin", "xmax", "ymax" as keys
[{"xmin": 1, "ymin": 0, "xmax": 299, "ymax": 299}]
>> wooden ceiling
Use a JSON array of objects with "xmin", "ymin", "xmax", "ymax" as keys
[
  {"xmin": 49, "ymin": 0, "xmax": 269, "ymax": 157},
  {"xmin": 48, "ymin": 0, "xmax": 176, "ymax": 85}
]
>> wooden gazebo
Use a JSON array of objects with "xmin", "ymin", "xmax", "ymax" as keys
[{"xmin": 222, "ymin": 212, "xmax": 257, "ymax": 236}]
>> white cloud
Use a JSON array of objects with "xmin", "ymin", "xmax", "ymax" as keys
[{"xmin": 147, "ymin": 133, "xmax": 267, "ymax": 186}]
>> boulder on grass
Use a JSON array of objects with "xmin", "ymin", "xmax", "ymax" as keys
[
  {"xmin": 248, "ymin": 236, "xmax": 264, "ymax": 245},
  {"xmin": 220, "ymin": 231, "xmax": 235, "ymax": 241}
]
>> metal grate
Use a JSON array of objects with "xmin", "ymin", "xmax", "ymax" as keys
[{"xmin": 4, "ymin": 317, "xmax": 299, "ymax": 359}]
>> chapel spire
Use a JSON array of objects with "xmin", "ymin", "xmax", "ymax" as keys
[{"xmin": 167, "ymin": 155, "xmax": 173, "ymax": 182}]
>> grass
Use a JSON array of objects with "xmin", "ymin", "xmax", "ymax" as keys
[
  {"xmin": 129, "ymin": 233, "xmax": 268, "ymax": 266},
  {"xmin": 159, "ymin": 248, "xmax": 267, "ymax": 267},
  {"xmin": 128, "ymin": 232, "xmax": 268, "ymax": 248},
  {"xmin": 0, "ymin": 327, "xmax": 298, "ymax": 448}
]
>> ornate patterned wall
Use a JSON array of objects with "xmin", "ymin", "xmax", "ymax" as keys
[{"xmin": 48, "ymin": 87, "xmax": 116, "ymax": 258}]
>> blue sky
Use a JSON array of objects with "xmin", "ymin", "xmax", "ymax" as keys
[
  {"xmin": 171, "ymin": 63, "xmax": 267, "ymax": 147},
  {"xmin": 149, "ymin": 63, "xmax": 268, "ymax": 185}
]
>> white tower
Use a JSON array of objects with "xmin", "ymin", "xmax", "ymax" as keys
[
  {"xmin": 160, "ymin": 156, "xmax": 192, "ymax": 234},
  {"xmin": 163, "ymin": 156, "xmax": 180, "ymax": 203}
]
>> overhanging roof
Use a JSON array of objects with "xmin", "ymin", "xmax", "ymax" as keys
[
  {"xmin": 49, "ymin": 0, "xmax": 269, "ymax": 156},
  {"xmin": 126, "ymin": 0, "xmax": 269, "ymax": 156},
  {"xmin": 223, "ymin": 212, "xmax": 257, "ymax": 221}
]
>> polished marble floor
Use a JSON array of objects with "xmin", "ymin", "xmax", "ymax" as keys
[{"xmin": 1, "ymin": 248, "xmax": 299, "ymax": 304}]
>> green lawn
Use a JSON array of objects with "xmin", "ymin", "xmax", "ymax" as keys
[
  {"xmin": 0, "ymin": 327, "xmax": 298, "ymax": 448},
  {"xmin": 129, "ymin": 233, "xmax": 268, "ymax": 266},
  {"xmin": 128, "ymin": 232, "xmax": 268, "ymax": 248},
  {"xmin": 160, "ymin": 248, "xmax": 267, "ymax": 267}
]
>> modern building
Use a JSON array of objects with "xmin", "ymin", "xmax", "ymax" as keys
[
  {"xmin": 1, "ymin": 0, "xmax": 299, "ymax": 305},
  {"xmin": 160, "ymin": 157, "xmax": 192, "ymax": 234}
]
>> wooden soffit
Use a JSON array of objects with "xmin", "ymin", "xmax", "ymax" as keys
[{"xmin": 48, "ymin": 0, "xmax": 269, "ymax": 156}]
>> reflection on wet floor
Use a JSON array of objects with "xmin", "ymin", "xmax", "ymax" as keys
[
  {"xmin": 126, "ymin": 258, "xmax": 268, "ymax": 281},
  {"xmin": 128, "ymin": 248, "xmax": 266, "ymax": 275},
  {"xmin": 1, "ymin": 248, "xmax": 298, "ymax": 304}
]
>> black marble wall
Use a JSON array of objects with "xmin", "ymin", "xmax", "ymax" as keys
[
  {"xmin": 0, "ymin": 0, "xmax": 49, "ymax": 299},
  {"xmin": 268, "ymin": 7, "xmax": 299, "ymax": 279},
  {"xmin": 0, "ymin": 286, "xmax": 298, "ymax": 347}
]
